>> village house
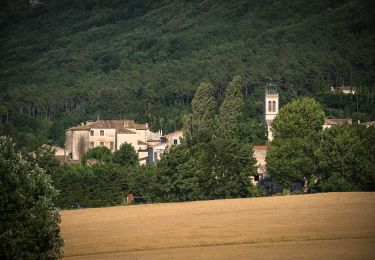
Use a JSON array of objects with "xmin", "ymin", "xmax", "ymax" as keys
[
  {"xmin": 147, "ymin": 130, "xmax": 184, "ymax": 164},
  {"xmin": 65, "ymin": 119, "xmax": 161, "ymax": 165},
  {"xmin": 331, "ymin": 85, "xmax": 357, "ymax": 95},
  {"xmin": 322, "ymin": 118, "xmax": 353, "ymax": 129},
  {"xmin": 360, "ymin": 121, "xmax": 375, "ymax": 128}
]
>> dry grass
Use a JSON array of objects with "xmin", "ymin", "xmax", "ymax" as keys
[{"xmin": 60, "ymin": 192, "xmax": 375, "ymax": 259}]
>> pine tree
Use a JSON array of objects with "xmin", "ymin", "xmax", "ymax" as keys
[
  {"xmin": 218, "ymin": 76, "xmax": 244, "ymax": 139},
  {"xmin": 184, "ymin": 82, "xmax": 216, "ymax": 145}
]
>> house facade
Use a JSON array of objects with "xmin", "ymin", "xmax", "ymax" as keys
[
  {"xmin": 147, "ymin": 130, "xmax": 184, "ymax": 164},
  {"xmin": 65, "ymin": 119, "xmax": 160, "ymax": 164},
  {"xmin": 322, "ymin": 118, "xmax": 353, "ymax": 129}
]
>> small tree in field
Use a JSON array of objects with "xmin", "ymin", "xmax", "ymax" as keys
[{"xmin": 0, "ymin": 136, "xmax": 63, "ymax": 259}]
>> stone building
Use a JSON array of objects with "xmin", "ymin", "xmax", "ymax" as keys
[
  {"xmin": 65, "ymin": 119, "xmax": 160, "ymax": 164},
  {"xmin": 322, "ymin": 118, "xmax": 352, "ymax": 129},
  {"xmin": 251, "ymin": 145, "xmax": 269, "ymax": 185},
  {"xmin": 147, "ymin": 130, "xmax": 184, "ymax": 164}
]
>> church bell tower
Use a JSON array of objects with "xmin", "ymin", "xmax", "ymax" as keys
[{"xmin": 265, "ymin": 81, "xmax": 279, "ymax": 141}]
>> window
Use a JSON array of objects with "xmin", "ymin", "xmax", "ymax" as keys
[
  {"xmin": 100, "ymin": 142, "xmax": 104, "ymax": 146},
  {"xmin": 268, "ymin": 101, "xmax": 272, "ymax": 112},
  {"xmin": 89, "ymin": 142, "xmax": 94, "ymax": 148},
  {"xmin": 90, "ymin": 130, "xmax": 94, "ymax": 136},
  {"xmin": 100, "ymin": 130, "xmax": 104, "ymax": 136},
  {"xmin": 272, "ymin": 101, "xmax": 276, "ymax": 112},
  {"xmin": 110, "ymin": 142, "xmax": 114, "ymax": 150},
  {"xmin": 173, "ymin": 139, "xmax": 178, "ymax": 145}
]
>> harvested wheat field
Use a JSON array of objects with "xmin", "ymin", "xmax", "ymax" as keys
[{"xmin": 60, "ymin": 192, "xmax": 375, "ymax": 259}]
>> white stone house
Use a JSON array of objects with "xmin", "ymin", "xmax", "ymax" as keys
[
  {"xmin": 147, "ymin": 130, "xmax": 184, "ymax": 164},
  {"xmin": 65, "ymin": 119, "xmax": 160, "ymax": 165}
]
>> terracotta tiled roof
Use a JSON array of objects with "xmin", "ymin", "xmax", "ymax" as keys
[
  {"xmin": 162, "ymin": 130, "xmax": 183, "ymax": 138},
  {"xmin": 324, "ymin": 118, "xmax": 352, "ymax": 125},
  {"xmin": 253, "ymin": 145, "xmax": 269, "ymax": 150},
  {"xmin": 68, "ymin": 120, "xmax": 147, "ymax": 132},
  {"xmin": 118, "ymin": 129, "xmax": 136, "ymax": 134}
]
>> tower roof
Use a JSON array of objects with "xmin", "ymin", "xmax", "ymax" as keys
[{"xmin": 265, "ymin": 81, "xmax": 277, "ymax": 94}]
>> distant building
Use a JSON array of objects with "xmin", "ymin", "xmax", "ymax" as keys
[
  {"xmin": 323, "ymin": 118, "xmax": 353, "ymax": 130},
  {"xmin": 148, "ymin": 130, "xmax": 184, "ymax": 164},
  {"xmin": 264, "ymin": 82, "xmax": 279, "ymax": 141},
  {"xmin": 360, "ymin": 121, "xmax": 375, "ymax": 128},
  {"xmin": 65, "ymin": 119, "xmax": 161, "ymax": 165},
  {"xmin": 331, "ymin": 85, "xmax": 357, "ymax": 95},
  {"xmin": 251, "ymin": 145, "xmax": 269, "ymax": 185}
]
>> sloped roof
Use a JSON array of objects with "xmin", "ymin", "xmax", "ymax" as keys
[
  {"xmin": 324, "ymin": 118, "xmax": 352, "ymax": 125},
  {"xmin": 148, "ymin": 131, "xmax": 162, "ymax": 142},
  {"xmin": 253, "ymin": 145, "xmax": 269, "ymax": 150},
  {"xmin": 67, "ymin": 120, "xmax": 147, "ymax": 132},
  {"xmin": 337, "ymin": 86, "xmax": 357, "ymax": 91},
  {"xmin": 162, "ymin": 130, "xmax": 183, "ymax": 138},
  {"xmin": 360, "ymin": 121, "xmax": 375, "ymax": 126},
  {"xmin": 137, "ymin": 140, "xmax": 149, "ymax": 145}
]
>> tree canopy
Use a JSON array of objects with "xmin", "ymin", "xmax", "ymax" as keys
[
  {"xmin": 316, "ymin": 125, "xmax": 375, "ymax": 191},
  {"xmin": 0, "ymin": 0, "xmax": 374, "ymax": 151},
  {"xmin": 266, "ymin": 97, "xmax": 325, "ymax": 188},
  {"xmin": 0, "ymin": 136, "xmax": 63, "ymax": 259}
]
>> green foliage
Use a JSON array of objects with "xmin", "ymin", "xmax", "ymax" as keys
[
  {"xmin": 113, "ymin": 143, "xmax": 139, "ymax": 167},
  {"xmin": 218, "ymin": 76, "xmax": 244, "ymax": 139},
  {"xmin": 210, "ymin": 137, "xmax": 256, "ymax": 198},
  {"xmin": 267, "ymin": 138, "xmax": 318, "ymax": 187},
  {"xmin": 0, "ymin": 136, "xmax": 63, "ymax": 259},
  {"xmin": 316, "ymin": 125, "xmax": 375, "ymax": 191},
  {"xmin": 271, "ymin": 97, "xmax": 325, "ymax": 140},
  {"xmin": 82, "ymin": 146, "xmax": 112, "ymax": 165},
  {"xmin": 267, "ymin": 97, "xmax": 325, "ymax": 187},
  {"xmin": 184, "ymin": 82, "xmax": 217, "ymax": 145},
  {"xmin": 154, "ymin": 143, "xmax": 201, "ymax": 202},
  {"xmin": 1, "ymin": 0, "xmax": 374, "ymax": 151}
]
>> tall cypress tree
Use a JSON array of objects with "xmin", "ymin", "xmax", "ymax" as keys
[
  {"xmin": 184, "ymin": 82, "xmax": 216, "ymax": 145},
  {"xmin": 218, "ymin": 75, "xmax": 244, "ymax": 139}
]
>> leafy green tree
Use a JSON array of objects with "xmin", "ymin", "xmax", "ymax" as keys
[
  {"xmin": 127, "ymin": 165, "xmax": 157, "ymax": 199},
  {"xmin": 218, "ymin": 76, "xmax": 244, "ymax": 139},
  {"xmin": 210, "ymin": 137, "xmax": 256, "ymax": 198},
  {"xmin": 113, "ymin": 143, "xmax": 139, "ymax": 167},
  {"xmin": 0, "ymin": 136, "xmax": 63, "ymax": 259},
  {"xmin": 154, "ymin": 144, "xmax": 200, "ymax": 202},
  {"xmin": 184, "ymin": 82, "xmax": 216, "ymax": 145},
  {"xmin": 82, "ymin": 146, "xmax": 112, "ymax": 165},
  {"xmin": 267, "ymin": 97, "xmax": 325, "ymax": 190},
  {"xmin": 271, "ymin": 97, "xmax": 325, "ymax": 140},
  {"xmin": 30, "ymin": 145, "xmax": 60, "ymax": 175},
  {"xmin": 316, "ymin": 125, "xmax": 375, "ymax": 191}
]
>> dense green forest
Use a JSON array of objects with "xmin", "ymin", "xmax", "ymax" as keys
[{"xmin": 1, "ymin": 0, "xmax": 375, "ymax": 150}]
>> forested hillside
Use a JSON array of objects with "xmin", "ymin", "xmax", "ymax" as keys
[{"xmin": 1, "ymin": 0, "xmax": 375, "ymax": 150}]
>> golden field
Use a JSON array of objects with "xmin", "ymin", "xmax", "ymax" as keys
[{"xmin": 60, "ymin": 192, "xmax": 375, "ymax": 259}]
